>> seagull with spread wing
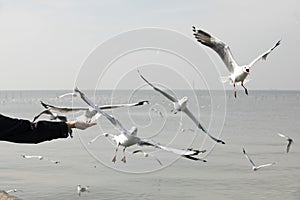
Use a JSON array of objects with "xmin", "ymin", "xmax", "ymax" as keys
[
  {"xmin": 138, "ymin": 70, "xmax": 225, "ymax": 144},
  {"xmin": 32, "ymin": 109, "xmax": 67, "ymax": 122},
  {"xmin": 192, "ymin": 26, "xmax": 281, "ymax": 98},
  {"xmin": 75, "ymin": 87, "xmax": 206, "ymax": 163},
  {"xmin": 39, "ymin": 100, "xmax": 149, "ymax": 122},
  {"xmin": 242, "ymin": 148, "xmax": 275, "ymax": 171},
  {"xmin": 278, "ymin": 133, "xmax": 294, "ymax": 153}
]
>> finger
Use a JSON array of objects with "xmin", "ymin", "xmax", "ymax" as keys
[{"xmin": 89, "ymin": 122, "xmax": 97, "ymax": 126}]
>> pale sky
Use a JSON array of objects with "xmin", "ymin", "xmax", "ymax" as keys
[{"xmin": 0, "ymin": 0, "xmax": 299, "ymax": 90}]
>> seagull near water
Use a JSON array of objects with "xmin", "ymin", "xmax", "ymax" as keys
[
  {"xmin": 5, "ymin": 189, "xmax": 23, "ymax": 193},
  {"xmin": 21, "ymin": 154, "xmax": 43, "ymax": 160},
  {"xmin": 242, "ymin": 148, "xmax": 275, "ymax": 171},
  {"xmin": 138, "ymin": 70, "xmax": 225, "ymax": 144},
  {"xmin": 192, "ymin": 26, "xmax": 281, "ymax": 98},
  {"xmin": 132, "ymin": 149, "xmax": 163, "ymax": 165},
  {"xmin": 39, "ymin": 100, "xmax": 149, "ymax": 122},
  {"xmin": 77, "ymin": 184, "xmax": 89, "ymax": 196},
  {"xmin": 21, "ymin": 154, "xmax": 60, "ymax": 164},
  {"xmin": 75, "ymin": 87, "xmax": 207, "ymax": 163},
  {"xmin": 278, "ymin": 133, "xmax": 294, "ymax": 153},
  {"xmin": 32, "ymin": 109, "xmax": 67, "ymax": 122}
]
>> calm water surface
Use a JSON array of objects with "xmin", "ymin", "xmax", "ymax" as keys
[{"xmin": 0, "ymin": 90, "xmax": 299, "ymax": 199}]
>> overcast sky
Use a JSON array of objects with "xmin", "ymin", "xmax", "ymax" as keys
[{"xmin": 0, "ymin": 0, "xmax": 299, "ymax": 90}]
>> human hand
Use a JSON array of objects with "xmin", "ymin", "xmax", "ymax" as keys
[
  {"xmin": 67, "ymin": 121, "xmax": 97, "ymax": 130},
  {"xmin": 74, "ymin": 121, "xmax": 97, "ymax": 130}
]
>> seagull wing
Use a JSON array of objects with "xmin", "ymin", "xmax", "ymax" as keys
[
  {"xmin": 32, "ymin": 109, "xmax": 54, "ymax": 122},
  {"xmin": 138, "ymin": 70, "xmax": 177, "ymax": 102},
  {"xmin": 182, "ymin": 155, "xmax": 207, "ymax": 162},
  {"xmin": 192, "ymin": 26, "xmax": 238, "ymax": 73},
  {"xmin": 243, "ymin": 148, "xmax": 256, "ymax": 167},
  {"xmin": 248, "ymin": 40, "xmax": 281, "ymax": 68},
  {"xmin": 256, "ymin": 162, "xmax": 275, "ymax": 169},
  {"xmin": 75, "ymin": 87, "xmax": 128, "ymax": 133},
  {"xmin": 99, "ymin": 100, "xmax": 149, "ymax": 110},
  {"xmin": 157, "ymin": 144, "xmax": 207, "ymax": 162},
  {"xmin": 183, "ymin": 108, "xmax": 225, "ymax": 144},
  {"xmin": 277, "ymin": 133, "xmax": 288, "ymax": 139},
  {"xmin": 287, "ymin": 140, "xmax": 293, "ymax": 153},
  {"xmin": 40, "ymin": 101, "xmax": 88, "ymax": 113},
  {"xmin": 57, "ymin": 92, "xmax": 77, "ymax": 98}
]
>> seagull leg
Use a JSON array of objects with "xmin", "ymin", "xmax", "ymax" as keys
[
  {"xmin": 121, "ymin": 147, "xmax": 126, "ymax": 163},
  {"xmin": 112, "ymin": 143, "xmax": 119, "ymax": 163},
  {"xmin": 241, "ymin": 82, "xmax": 248, "ymax": 95},
  {"xmin": 233, "ymin": 84, "xmax": 237, "ymax": 98}
]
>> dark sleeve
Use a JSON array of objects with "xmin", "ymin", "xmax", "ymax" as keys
[{"xmin": 0, "ymin": 114, "xmax": 70, "ymax": 144}]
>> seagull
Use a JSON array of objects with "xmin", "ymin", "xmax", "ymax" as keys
[
  {"xmin": 5, "ymin": 189, "xmax": 23, "ymax": 193},
  {"xmin": 32, "ymin": 109, "xmax": 67, "ymax": 122},
  {"xmin": 40, "ymin": 100, "xmax": 149, "ymax": 122},
  {"xmin": 132, "ymin": 149, "xmax": 163, "ymax": 165},
  {"xmin": 45, "ymin": 159, "xmax": 61, "ymax": 164},
  {"xmin": 192, "ymin": 26, "xmax": 281, "ymax": 98},
  {"xmin": 75, "ymin": 87, "xmax": 207, "ymax": 163},
  {"xmin": 77, "ymin": 184, "xmax": 89, "ymax": 196},
  {"xmin": 151, "ymin": 107, "xmax": 164, "ymax": 118},
  {"xmin": 242, "ymin": 148, "xmax": 275, "ymax": 171},
  {"xmin": 180, "ymin": 128, "xmax": 195, "ymax": 133},
  {"xmin": 21, "ymin": 154, "xmax": 43, "ymax": 160},
  {"xmin": 278, "ymin": 133, "xmax": 294, "ymax": 153},
  {"xmin": 138, "ymin": 70, "xmax": 225, "ymax": 144}
]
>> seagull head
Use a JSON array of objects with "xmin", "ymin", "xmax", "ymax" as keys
[
  {"xmin": 243, "ymin": 66, "xmax": 250, "ymax": 74},
  {"xmin": 129, "ymin": 126, "xmax": 138, "ymax": 136},
  {"xmin": 179, "ymin": 96, "xmax": 189, "ymax": 104}
]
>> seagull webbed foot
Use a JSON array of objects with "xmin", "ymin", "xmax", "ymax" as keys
[
  {"xmin": 121, "ymin": 156, "xmax": 126, "ymax": 163},
  {"xmin": 112, "ymin": 156, "xmax": 117, "ymax": 163}
]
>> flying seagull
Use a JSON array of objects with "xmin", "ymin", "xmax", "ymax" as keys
[
  {"xmin": 40, "ymin": 100, "xmax": 149, "ymax": 122},
  {"xmin": 278, "ymin": 133, "xmax": 294, "ymax": 153},
  {"xmin": 5, "ymin": 189, "xmax": 24, "ymax": 193},
  {"xmin": 21, "ymin": 154, "xmax": 43, "ymax": 160},
  {"xmin": 77, "ymin": 184, "xmax": 89, "ymax": 196},
  {"xmin": 138, "ymin": 70, "xmax": 225, "ymax": 144},
  {"xmin": 192, "ymin": 26, "xmax": 281, "ymax": 98},
  {"xmin": 242, "ymin": 148, "xmax": 275, "ymax": 171},
  {"xmin": 32, "ymin": 109, "xmax": 67, "ymax": 122},
  {"xmin": 151, "ymin": 107, "xmax": 164, "ymax": 118},
  {"xmin": 75, "ymin": 87, "xmax": 207, "ymax": 163},
  {"xmin": 132, "ymin": 149, "xmax": 163, "ymax": 165}
]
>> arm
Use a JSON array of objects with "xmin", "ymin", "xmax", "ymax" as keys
[{"xmin": 0, "ymin": 114, "xmax": 95, "ymax": 144}]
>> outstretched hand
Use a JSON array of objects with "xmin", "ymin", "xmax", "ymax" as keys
[
  {"xmin": 75, "ymin": 121, "xmax": 97, "ymax": 130},
  {"xmin": 67, "ymin": 121, "xmax": 97, "ymax": 130}
]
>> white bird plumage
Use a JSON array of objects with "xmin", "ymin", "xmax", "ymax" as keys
[
  {"xmin": 192, "ymin": 26, "xmax": 281, "ymax": 98},
  {"xmin": 40, "ymin": 100, "xmax": 148, "ymax": 122},
  {"xmin": 21, "ymin": 154, "xmax": 43, "ymax": 160},
  {"xmin": 277, "ymin": 133, "xmax": 294, "ymax": 153},
  {"xmin": 242, "ymin": 148, "xmax": 275, "ymax": 171},
  {"xmin": 75, "ymin": 87, "xmax": 207, "ymax": 163},
  {"xmin": 132, "ymin": 149, "xmax": 163, "ymax": 165},
  {"xmin": 138, "ymin": 70, "xmax": 225, "ymax": 144},
  {"xmin": 77, "ymin": 184, "xmax": 89, "ymax": 196}
]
